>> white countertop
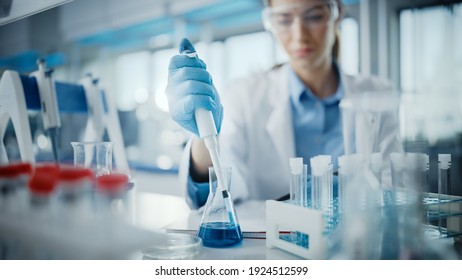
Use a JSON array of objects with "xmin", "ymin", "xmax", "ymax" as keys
[{"xmin": 129, "ymin": 186, "xmax": 301, "ymax": 260}]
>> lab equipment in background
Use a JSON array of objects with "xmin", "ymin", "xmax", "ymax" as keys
[
  {"xmin": 30, "ymin": 59, "xmax": 61, "ymax": 163},
  {"xmin": 0, "ymin": 163, "xmax": 167, "ymax": 259},
  {"xmin": 80, "ymin": 74, "xmax": 105, "ymax": 143},
  {"xmin": 386, "ymin": 152, "xmax": 455, "ymax": 259},
  {"xmin": 339, "ymin": 89, "xmax": 401, "ymax": 189},
  {"xmin": 398, "ymin": 153, "xmax": 428, "ymax": 258},
  {"xmin": 1, "ymin": 67, "xmax": 129, "ymax": 174},
  {"xmin": 0, "ymin": 143, "xmax": 6, "ymax": 164},
  {"xmin": 95, "ymin": 172, "xmax": 134, "ymax": 224},
  {"xmin": 55, "ymin": 167, "xmax": 94, "ymax": 228},
  {"xmin": 71, "ymin": 141, "xmax": 113, "ymax": 177},
  {"xmin": 339, "ymin": 90, "xmax": 400, "ymax": 155},
  {"xmin": 338, "ymin": 153, "xmax": 382, "ymax": 259},
  {"xmin": 198, "ymin": 166, "xmax": 242, "ymax": 248},
  {"xmin": 80, "ymin": 74, "xmax": 129, "ymax": 175},
  {"xmin": 0, "ymin": 70, "xmax": 35, "ymax": 164}
]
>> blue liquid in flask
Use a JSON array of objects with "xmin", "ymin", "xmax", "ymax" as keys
[{"xmin": 198, "ymin": 222, "xmax": 243, "ymax": 248}]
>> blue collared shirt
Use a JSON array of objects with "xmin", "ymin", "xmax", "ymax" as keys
[{"xmin": 288, "ymin": 65, "xmax": 344, "ymax": 173}]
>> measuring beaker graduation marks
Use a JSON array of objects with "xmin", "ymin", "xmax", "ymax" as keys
[{"xmin": 198, "ymin": 166, "xmax": 243, "ymax": 248}]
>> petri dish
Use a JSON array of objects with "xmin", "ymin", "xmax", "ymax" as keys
[{"xmin": 142, "ymin": 233, "xmax": 202, "ymax": 260}]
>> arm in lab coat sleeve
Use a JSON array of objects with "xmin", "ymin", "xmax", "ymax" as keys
[
  {"xmin": 178, "ymin": 137, "xmax": 209, "ymax": 209},
  {"xmin": 186, "ymin": 175, "xmax": 209, "ymax": 210}
]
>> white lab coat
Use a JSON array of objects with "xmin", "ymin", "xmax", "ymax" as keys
[{"xmin": 179, "ymin": 63, "xmax": 402, "ymax": 208}]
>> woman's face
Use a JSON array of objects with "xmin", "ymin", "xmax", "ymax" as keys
[{"xmin": 266, "ymin": 0, "xmax": 339, "ymax": 70}]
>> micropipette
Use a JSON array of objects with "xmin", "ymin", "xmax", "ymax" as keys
[
  {"xmin": 30, "ymin": 59, "xmax": 61, "ymax": 163},
  {"xmin": 179, "ymin": 38, "xmax": 236, "ymax": 225}
]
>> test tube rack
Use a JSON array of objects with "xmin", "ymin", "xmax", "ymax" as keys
[{"xmin": 266, "ymin": 189, "xmax": 462, "ymax": 260}]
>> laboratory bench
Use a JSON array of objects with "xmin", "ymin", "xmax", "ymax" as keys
[
  {"xmin": 130, "ymin": 182, "xmax": 302, "ymax": 260},
  {"xmin": 2, "ymin": 170, "xmax": 459, "ymax": 260},
  {"xmin": 129, "ymin": 176, "xmax": 462, "ymax": 260}
]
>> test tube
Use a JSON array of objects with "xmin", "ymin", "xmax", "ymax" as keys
[
  {"xmin": 438, "ymin": 154, "xmax": 451, "ymax": 235},
  {"xmin": 302, "ymin": 164, "xmax": 308, "ymax": 208},
  {"xmin": 338, "ymin": 155, "xmax": 346, "ymax": 213},
  {"xmin": 289, "ymin": 157, "xmax": 304, "ymax": 207},
  {"xmin": 310, "ymin": 155, "xmax": 333, "ymax": 212},
  {"xmin": 289, "ymin": 157, "xmax": 304, "ymax": 245},
  {"xmin": 310, "ymin": 156, "xmax": 321, "ymax": 210}
]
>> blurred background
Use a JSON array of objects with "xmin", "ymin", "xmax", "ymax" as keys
[{"xmin": 1, "ymin": 0, "xmax": 461, "ymax": 193}]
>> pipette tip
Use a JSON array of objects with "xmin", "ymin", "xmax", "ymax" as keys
[{"xmin": 179, "ymin": 38, "xmax": 196, "ymax": 55}]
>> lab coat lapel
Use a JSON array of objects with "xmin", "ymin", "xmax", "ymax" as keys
[{"xmin": 265, "ymin": 65, "xmax": 296, "ymax": 164}]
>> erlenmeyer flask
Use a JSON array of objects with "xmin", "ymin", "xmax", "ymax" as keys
[{"xmin": 198, "ymin": 166, "xmax": 243, "ymax": 248}]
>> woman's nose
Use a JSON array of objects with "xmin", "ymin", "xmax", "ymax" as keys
[{"xmin": 291, "ymin": 17, "xmax": 311, "ymax": 41}]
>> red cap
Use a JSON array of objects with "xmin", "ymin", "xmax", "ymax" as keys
[
  {"xmin": 28, "ymin": 163, "xmax": 60, "ymax": 194},
  {"xmin": 34, "ymin": 163, "xmax": 60, "ymax": 175},
  {"xmin": 29, "ymin": 173, "xmax": 57, "ymax": 195},
  {"xmin": 96, "ymin": 173, "xmax": 129, "ymax": 193},
  {"xmin": 0, "ymin": 162, "xmax": 33, "ymax": 178},
  {"xmin": 58, "ymin": 166, "xmax": 94, "ymax": 182}
]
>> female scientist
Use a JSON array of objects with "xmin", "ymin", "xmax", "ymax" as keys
[{"xmin": 166, "ymin": 0, "xmax": 401, "ymax": 209}]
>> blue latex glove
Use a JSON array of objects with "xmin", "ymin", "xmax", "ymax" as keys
[{"xmin": 166, "ymin": 38, "xmax": 223, "ymax": 137}]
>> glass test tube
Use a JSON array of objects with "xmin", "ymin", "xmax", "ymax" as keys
[
  {"xmin": 310, "ymin": 155, "xmax": 333, "ymax": 213},
  {"xmin": 438, "ymin": 154, "xmax": 451, "ymax": 235},
  {"xmin": 289, "ymin": 158, "xmax": 306, "ymax": 206},
  {"xmin": 289, "ymin": 158, "xmax": 307, "ymax": 245}
]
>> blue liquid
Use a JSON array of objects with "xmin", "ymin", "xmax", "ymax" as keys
[{"xmin": 198, "ymin": 222, "xmax": 243, "ymax": 248}]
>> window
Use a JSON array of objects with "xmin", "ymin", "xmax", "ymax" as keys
[{"xmin": 399, "ymin": 4, "xmax": 462, "ymax": 144}]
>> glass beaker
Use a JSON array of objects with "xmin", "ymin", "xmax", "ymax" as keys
[
  {"xmin": 339, "ymin": 90, "xmax": 400, "ymax": 155},
  {"xmin": 71, "ymin": 141, "xmax": 113, "ymax": 177},
  {"xmin": 197, "ymin": 166, "xmax": 243, "ymax": 248}
]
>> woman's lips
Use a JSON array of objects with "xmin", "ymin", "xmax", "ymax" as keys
[{"xmin": 293, "ymin": 48, "xmax": 314, "ymax": 57}]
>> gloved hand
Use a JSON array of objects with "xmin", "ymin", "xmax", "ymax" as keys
[{"xmin": 166, "ymin": 38, "xmax": 223, "ymax": 137}]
